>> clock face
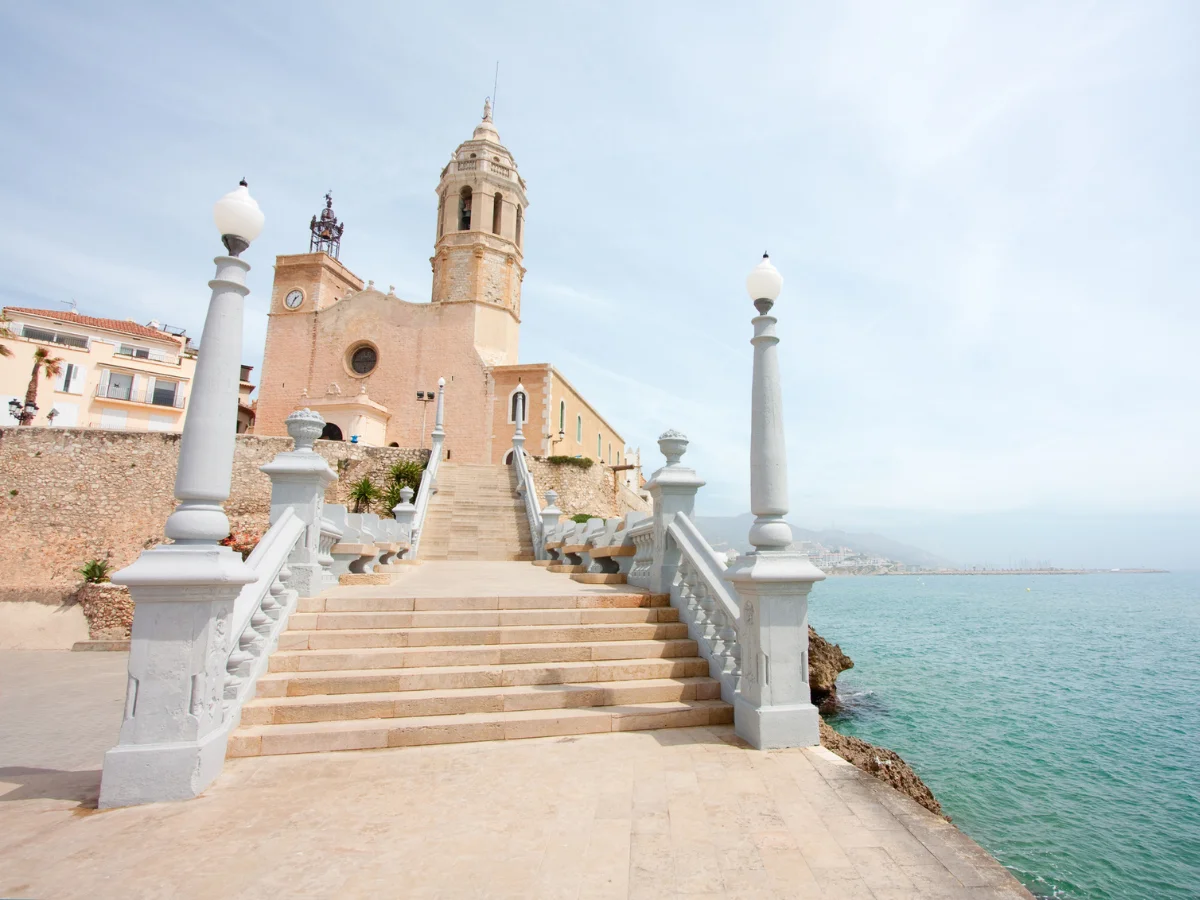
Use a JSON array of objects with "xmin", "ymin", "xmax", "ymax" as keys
[{"xmin": 284, "ymin": 289, "xmax": 304, "ymax": 309}]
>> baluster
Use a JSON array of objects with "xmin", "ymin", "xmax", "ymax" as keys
[
  {"xmin": 224, "ymin": 626, "xmax": 258, "ymax": 700},
  {"xmin": 717, "ymin": 609, "xmax": 739, "ymax": 676},
  {"xmin": 709, "ymin": 604, "xmax": 729, "ymax": 660},
  {"xmin": 692, "ymin": 580, "xmax": 710, "ymax": 636},
  {"xmin": 251, "ymin": 605, "xmax": 272, "ymax": 640},
  {"xmin": 697, "ymin": 583, "xmax": 718, "ymax": 647}
]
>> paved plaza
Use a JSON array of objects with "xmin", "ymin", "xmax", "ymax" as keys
[{"xmin": 0, "ymin": 643, "xmax": 1032, "ymax": 899}]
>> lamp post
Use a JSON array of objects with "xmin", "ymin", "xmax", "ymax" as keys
[
  {"xmin": 7, "ymin": 398, "xmax": 36, "ymax": 425},
  {"xmin": 100, "ymin": 180, "xmax": 265, "ymax": 808},
  {"xmin": 724, "ymin": 253, "xmax": 825, "ymax": 750},
  {"xmin": 416, "ymin": 388, "xmax": 436, "ymax": 448}
]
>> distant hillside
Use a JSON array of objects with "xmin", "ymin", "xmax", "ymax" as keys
[{"xmin": 692, "ymin": 513, "xmax": 954, "ymax": 569}]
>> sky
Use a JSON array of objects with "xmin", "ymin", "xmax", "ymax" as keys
[{"xmin": 2, "ymin": 2, "xmax": 1197, "ymax": 569}]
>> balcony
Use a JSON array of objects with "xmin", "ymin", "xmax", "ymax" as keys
[{"xmin": 94, "ymin": 383, "xmax": 186, "ymax": 409}]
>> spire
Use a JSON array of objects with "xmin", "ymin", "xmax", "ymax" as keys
[{"xmin": 308, "ymin": 191, "xmax": 345, "ymax": 259}]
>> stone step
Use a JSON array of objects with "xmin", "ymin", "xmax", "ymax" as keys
[
  {"xmin": 227, "ymin": 699, "xmax": 733, "ymax": 757},
  {"xmin": 299, "ymin": 592, "xmax": 669, "ymax": 613},
  {"xmin": 241, "ymin": 677, "xmax": 721, "ymax": 725},
  {"xmin": 255, "ymin": 657, "xmax": 714, "ymax": 697},
  {"xmin": 267, "ymin": 638, "xmax": 700, "ymax": 672},
  {"xmin": 278, "ymin": 622, "xmax": 690, "ymax": 651},
  {"xmin": 287, "ymin": 606, "xmax": 679, "ymax": 631}
]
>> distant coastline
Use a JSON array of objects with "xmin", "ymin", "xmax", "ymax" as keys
[{"xmin": 823, "ymin": 567, "xmax": 1169, "ymax": 577}]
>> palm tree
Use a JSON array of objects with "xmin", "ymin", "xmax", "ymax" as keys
[
  {"xmin": 348, "ymin": 477, "xmax": 380, "ymax": 513},
  {"xmin": 22, "ymin": 347, "xmax": 63, "ymax": 426}
]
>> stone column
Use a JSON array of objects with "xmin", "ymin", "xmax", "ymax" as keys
[
  {"xmin": 430, "ymin": 377, "xmax": 446, "ymax": 463},
  {"xmin": 392, "ymin": 486, "xmax": 416, "ymax": 546},
  {"xmin": 644, "ymin": 431, "xmax": 705, "ymax": 594},
  {"xmin": 725, "ymin": 259, "xmax": 825, "ymax": 750},
  {"xmin": 259, "ymin": 409, "xmax": 337, "ymax": 597},
  {"xmin": 100, "ymin": 253, "xmax": 258, "ymax": 809}
]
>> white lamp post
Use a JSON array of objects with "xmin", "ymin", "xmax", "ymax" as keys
[
  {"xmin": 100, "ymin": 180, "xmax": 265, "ymax": 808},
  {"xmin": 725, "ymin": 253, "xmax": 826, "ymax": 750}
]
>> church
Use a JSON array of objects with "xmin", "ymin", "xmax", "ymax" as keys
[{"xmin": 254, "ymin": 102, "xmax": 628, "ymax": 468}]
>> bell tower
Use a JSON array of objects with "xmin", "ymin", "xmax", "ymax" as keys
[{"xmin": 431, "ymin": 101, "xmax": 527, "ymax": 365}]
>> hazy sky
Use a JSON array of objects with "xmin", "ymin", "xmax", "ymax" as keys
[{"xmin": 2, "ymin": 3, "xmax": 1197, "ymax": 568}]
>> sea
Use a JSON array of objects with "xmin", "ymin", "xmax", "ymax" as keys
[{"xmin": 809, "ymin": 572, "xmax": 1200, "ymax": 900}]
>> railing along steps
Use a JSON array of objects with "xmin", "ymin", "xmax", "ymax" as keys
[{"xmin": 228, "ymin": 589, "xmax": 731, "ymax": 757}]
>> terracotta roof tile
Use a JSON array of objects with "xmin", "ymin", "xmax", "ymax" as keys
[{"xmin": 2, "ymin": 307, "xmax": 181, "ymax": 343}]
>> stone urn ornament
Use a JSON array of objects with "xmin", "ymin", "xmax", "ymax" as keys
[
  {"xmin": 657, "ymin": 429, "xmax": 689, "ymax": 466},
  {"xmin": 286, "ymin": 408, "xmax": 325, "ymax": 452}
]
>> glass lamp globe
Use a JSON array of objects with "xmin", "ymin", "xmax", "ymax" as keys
[
  {"xmin": 213, "ymin": 179, "xmax": 265, "ymax": 253},
  {"xmin": 746, "ymin": 253, "xmax": 783, "ymax": 305}
]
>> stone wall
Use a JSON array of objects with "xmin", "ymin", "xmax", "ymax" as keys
[
  {"xmin": 0, "ymin": 426, "xmax": 427, "ymax": 605},
  {"xmin": 526, "ymin": 457, "xmax": 650, "ymax": 519}
]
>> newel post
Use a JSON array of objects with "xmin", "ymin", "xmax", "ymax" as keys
[
  {"xmin": 392, "ymin": 486, "xmax": 416, "ymax": 546},
  {"xmin": 644, "ymin": 430, "xmax": 705, "ymax": 594},
  {"xmin": 725, "ymin": 254, "xmax": 825, "ymax": 750},
  {"xmin": 259, "ymin": 409, "xmax": 337, "ymax": 597}
]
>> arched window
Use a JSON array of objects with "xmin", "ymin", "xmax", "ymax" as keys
[
  {"xmin": 515, "ymin": 206, "xmax": 522, "ymax": 246},
  {"xmin": 492, "ymin": 193, "xmax": 503, "ymax": 235},
  {"xmin": 608, "ymin": 442, "xmax": 612, "ymax": 464},
  {"xmin": 437, "ymin": 192, "xmax": 445, "ymax": 239},
  {"xmin": 458, "ymin": 186, "xmax": 472, "ymax": 231},
  {"xmin": 576, "ymin": 415, "xmax": 582, "ymax": 443},
  {"xmin": 597, "ymin": 433, "xmax": 602, "ymax": 458},
  {"xmin": 509, "ymin": 388, "xmax": 527, "ymax": 424},
  {"xmin": 319, "ymin": 422, "xmax": 343, "ymax": 441},
  {"xmin": 617, "ymin": 450, "xmax": 621, "ymax": 466},
  {"xmin": 559, "ymin": 400, "xmax": 566, "ymax": 433}
]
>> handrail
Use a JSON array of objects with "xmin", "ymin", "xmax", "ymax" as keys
[
  {"xmin": 511, "ymin": 443, "xmax": 545, "ymax": 560},
  {"xmin": 223, "ymin": 508, "xmax": 306, "ymax": 714},
  {"xmin": 409, "ymin": 442, "xmax": 442, "ymax": 557},
  {"xmin": 665, "ymin": 511, "xmax": 742, "ymax": 701}
]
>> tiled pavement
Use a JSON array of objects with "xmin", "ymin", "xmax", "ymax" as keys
[{"xmin": 0, "ymin": 647, "xmax": 1032, "ymax": 899}]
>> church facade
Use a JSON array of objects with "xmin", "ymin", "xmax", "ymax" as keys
[{"xmin": 254, "ymin": 103, "xmax": 628, "ymax": 468}]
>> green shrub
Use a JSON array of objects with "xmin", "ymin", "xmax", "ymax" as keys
[
  {"xmin": 348, "ymin": 477, "xmax": 380, "ymax": 513},
  {"xmin": 547, "ymin": 455, "xmax": 594, "ymax": 469},
  {"xmin": 78, "ymin": 558, "xmax": 112, "ymax": 584},
  {"xmin": 569, "ymin": 514, "xmax": 599, "ymax": 524},
  {"xmin": 389, "ymin": 460, "xmax": 426, "ymax": 491}
]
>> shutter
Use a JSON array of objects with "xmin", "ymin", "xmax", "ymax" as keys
[
  {"xmin": 98, "ymin": 369, "xmax": 110, "ymax": 396},
  {"xmin": 131, "ymin": 375, "xmax": 144, "ymax": 402},
  {"xmin": 146, "ymin": 377, "xmax": 156, "ymax": 403},
  {"xmin": 72, "ymin": 364, "xmax": 87, "ymax": 395},
  {"xmin": 55, "ymin": 366, "xmax": 68, "ymax": 392}
]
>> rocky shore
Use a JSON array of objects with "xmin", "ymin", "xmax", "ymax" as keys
[{"xmin": 810, "ymin": 627, "xmax": 945, "ymax": 818}]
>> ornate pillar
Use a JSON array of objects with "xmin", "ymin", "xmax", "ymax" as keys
[
  {"xmin": 725, "ymin": 255, "xmax": 825, "ymax": 750},
  {"xmin": 259, "ymin": 409, "xmax": 337, "ymax": 597},
  {"xmin": 644, "ymin": 430, "xmax": 705, "ymax": 594}
]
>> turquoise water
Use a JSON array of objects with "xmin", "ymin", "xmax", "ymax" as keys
[{"xmin": 810, "ymin": 573, "xmax": 1200, "ymax": 900}]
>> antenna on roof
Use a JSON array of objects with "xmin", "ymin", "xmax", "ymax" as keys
[
  {"xmin": 492, "ymin": 61, "xmax": 499, "ymax": 118},
  {"xmin": 53, "ymin": 298, "xmax": 78, "ymax": 314}
]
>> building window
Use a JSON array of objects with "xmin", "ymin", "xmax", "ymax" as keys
[
  {"xmin": 152, "ymin": 380, "xmax": 179, "ymax": 407},
  {"xmin": 509, "ymin": 388, "xmax": 527, "ymax": 424},
  {"xmin": 437, "ymin": 192, "xmax": 445, "ymax": 239},
  {"xmin": 576, "ymin": 415, "xmax": 582, "ymax": 443},
  {"xmin": 458, "ymin": 186, "xmax": 472, "ymax": 231},
  {"xmin": 515, "ymin": 206, "xmax": 522, "ymax": 246},
  {"xmin": 597, "ymin": 433, "xmax": 602, "ymax": 458},
  {"xmin": 21, "ymin": 325, "xmax": 89, "ymax": 349},
  {"xmin": 617, "ymin": 450, "xmax": 621, "ymax": 466},
  {"xmin": 348, "ymin": 343, "xmax": 378, "ymax": 375},
  {"xmin": 57, "ymin": 363, "xmax": 85, "ymax": 395},
  {"xmin": 559, "ymin": 400, "xmax": 565, "ymax": 432},
  {"xmin": 104, "ymin": 371, "xmax": 133, "ymax": 401},
  {"xmin": 608, "ymin": 442, "xmax": 612, "ymax": 464},
  {"xmin": 492, "ymin": 193, "xmax": 503, "ymax": 235}
]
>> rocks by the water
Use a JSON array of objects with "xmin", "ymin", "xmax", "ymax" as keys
[
  {"xmin": 818, "ymin": 719, "xmax": 945, "ymax": 818},
  {"xmin": 808, "ymin": 626, "xmax": 944, "ymax": 818},
  {"xmin": 808, "ymin": 625, "xmax": 853, "ymax": 713}
]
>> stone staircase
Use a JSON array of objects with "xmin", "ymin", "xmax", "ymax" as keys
[
  {"xmin": 228, "ymin": 577, "xmax": 732, "ymax": 758},
  {"xmin": 418, "ymin": 463, "xmax": 534, "ymax": 560}
]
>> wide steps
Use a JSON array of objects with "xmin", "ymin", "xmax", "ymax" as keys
[
  {"xmin": 228, "ymin": 700, "xmax": 733, "ymax": 757},
  {"xmin": 255, "ymin": 657, "xmax": 714, "ymax": 697},
  {"xmin": 241, "ymin": 677, "xmax": 720, "ymax": 725},
  {"xmin": 279, "ymin": 622, "xmax": 690, "ymax": 650},
  {"xmin": 267, "ymin": 638, "xmax": 701, "ymax": 672},
  {"xmin": 288, "ymin": 606, "xmax": 679, "ymax": 630},
  {"xmin": 299, "ymin": 592, "xmax": 669, "ymax": 613}
]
